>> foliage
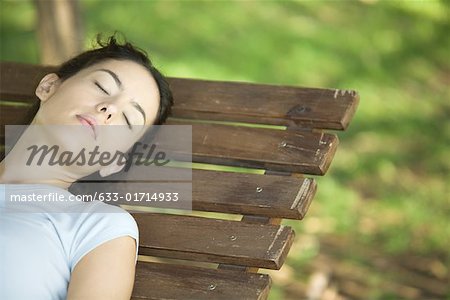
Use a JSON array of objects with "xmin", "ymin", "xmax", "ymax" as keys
[{"xmin": 1, "ymin": 0, "xmax": 448, "ymax": 298}]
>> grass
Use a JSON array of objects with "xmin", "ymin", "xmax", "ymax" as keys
[{"xmin": 1, "ymin": 0, "xmax": 448, "ymax": 298}]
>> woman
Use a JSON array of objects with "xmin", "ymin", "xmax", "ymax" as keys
[{"xmin": 0, "ymin": 35, "xmax": 173, "ymax": 299}]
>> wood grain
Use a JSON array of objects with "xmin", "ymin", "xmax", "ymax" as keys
[
  {"xmin": 1, "ymin": 115, "xmax": 339, "ymax": 175},
  {"xmin": 0, "ymin": 62, "xmax": 359, "ymax": 130},
  {"xmin": 132, "ymin": 261, "xmax": 271, "ymax": 300},
  {"xmin": 132, "ymin": 212, "xmax": 295, "ymax": 270},
  {"xmin": 159, "ymin": 120, "xmax": 339, "ymax": 175},
  {"xmin": 70, "ymin": 168, "xmax": 316, "ymax": 220}
]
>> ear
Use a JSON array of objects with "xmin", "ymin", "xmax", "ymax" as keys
[
  {"xmin": 35, "ymin": 73, "xmax": 60, "ymax": 102},
  {"xmin": 99, "ymin": 160, "xmax": 126, "ymax": 177}
]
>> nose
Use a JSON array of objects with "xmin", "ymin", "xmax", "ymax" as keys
[{"xmin": 96, "ymin": 102, "xmax": 118, "ymax": 124}]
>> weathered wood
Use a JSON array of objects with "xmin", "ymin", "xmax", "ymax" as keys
[
  {"xmin": 1, "ymin": 113, "xmax": 339, "ymax": 175},
  {"xmin": 168, "ymin": 78, "xmax": 359, "ymax": 130},
  {"xmin": 0, "ymin": 63, "xmax": 54, "ymax": 101},
  {"xmin": 0, "ymin": 104, "xmax": 37, "ymax": 142},
  {"xmin": 192, "ymin": 171, "xmax": 315, "ymax": 219},
  {"xmin": 132, "ymin": 212, "xmax": 295, "ymax": 270},
  {"xmin": 162, "ymin": 119, "xmax": 339, "ymax": 175},
  {"xmin": 70, "ymin": 169, "xmax": 316, "ymax": 220},
  {"xmin": 0, "ymin": 62, "xmax": 359, "ymax": 130},
  {"xmin": 218, "ymin": 214, "xmax": 285, "ymax": 273},
  {"xmin": 133, "ymin": 261, "xmax": 271, "ymax": 300}
]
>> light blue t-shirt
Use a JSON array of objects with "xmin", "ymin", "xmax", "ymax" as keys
[{"xmin": 0, "ymin": 184, "xmax": 139, "ymax": 300}]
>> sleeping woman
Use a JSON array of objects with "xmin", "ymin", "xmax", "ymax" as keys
[{"xmin": 0, "ymin": 35, "xmax": 173, "ymax": 299}]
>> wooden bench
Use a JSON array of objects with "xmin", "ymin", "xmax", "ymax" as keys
[{"xmin": 0, "ymin": 61, "xmax": 358, "ymax": 299}]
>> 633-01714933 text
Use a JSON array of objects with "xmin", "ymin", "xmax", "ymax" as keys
[{"xmin": 89, "ymin": 192, "xmax": 179, "ymax": 202}]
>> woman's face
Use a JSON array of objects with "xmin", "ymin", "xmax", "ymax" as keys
[
  {"xmin": 32, "ymin": 59, "xmax": 160, "ymax": 177},
  {"xmin": 35, "ymin": 58, "xmax": 159, "ymax": 130}
]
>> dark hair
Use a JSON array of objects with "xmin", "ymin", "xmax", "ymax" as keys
[{"xmin": 28, "ymin": 34, "xmax": 173, "ymax": 125}]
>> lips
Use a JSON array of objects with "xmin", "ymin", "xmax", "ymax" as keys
[{"xmin": 76, "ymin": 114, "xmax": 97, "ymax": 139}]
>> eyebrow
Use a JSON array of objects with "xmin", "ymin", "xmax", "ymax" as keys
[
  {"xmin": 95, "ymin": 69, "xmax": 147, "ymax": 125},
  {"xmin": 96, "ymin": 68, "xmax": 122, "ymax": 89}
]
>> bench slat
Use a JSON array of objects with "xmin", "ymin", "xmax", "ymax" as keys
[
  {"xmin": 1, "ymin": 117, "xmax": 338, "ymax": 175},
  {"xmin": 132, "ymin": 212, "xmax": 294, "ymax": 270},
  {"xmin": 133, "ymin": 261, "xmax": 271, "ymax": 300},
  {"xmin": 192, "ymin": 170, "xmax": 315, "ymax": 219},
  {"xmin": 0, "ymin": 62, "xmax": 359, "ymax": 130},
  {"xmin": 0, "ymin": 62, "xmax": 54, "ymax": 101},
  {"xmin": 70, "ymin": 169, "xmax": 316, "ymax": 220},
  {"xmin": 169, "ymin": 77, "xmax": 359, "ymax": 130},
  {"xmin": 160, "ymin": 120, "xmax": 338, "ymax": 175}
]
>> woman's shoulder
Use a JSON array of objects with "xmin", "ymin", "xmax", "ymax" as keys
[
  {"xmin": 1, "ymin": 183, "xmax": 139, "ymax": 272},
  {"xmin": 82, "ymin": 199, "xmax": 139, "ymax": 232},
  {"xmin": 67, "ymin": 198, "xmax": 140, "ymax": 271}
]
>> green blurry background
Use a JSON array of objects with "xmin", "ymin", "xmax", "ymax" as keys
[{"xmin": 1, "ymin": 0, "xmax": 448, "ymax": 299}]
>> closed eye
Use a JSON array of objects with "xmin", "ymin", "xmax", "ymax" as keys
[
  {"xmin": 94, "ymin": 81, "xmax": 110, "ymax": 95},
  {"xmin": 123, "ymin": 112, "xmax": 132, "ymax": 130}
]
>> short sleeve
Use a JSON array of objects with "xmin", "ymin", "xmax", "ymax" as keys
[{"xmin": 69, "ymin": 202, "xmax": 139, "ymax": 273}]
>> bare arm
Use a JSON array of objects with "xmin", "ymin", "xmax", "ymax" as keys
[{"xmin": 66, "ymin": 236, "xmax": 137, "ymax": 300}]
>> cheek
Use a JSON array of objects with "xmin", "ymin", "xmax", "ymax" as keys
[
  {"xmin": 40, "ymin": 90, "xmax": 93, "ymax": 124},
  {"xmin": 39, "ymin": 102, "xmax": 75, "ymax": 124}
]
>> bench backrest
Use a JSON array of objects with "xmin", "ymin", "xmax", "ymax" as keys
[{"xmin": 0, "ymin": 61, "xmax": 358, "ymax": 299}]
